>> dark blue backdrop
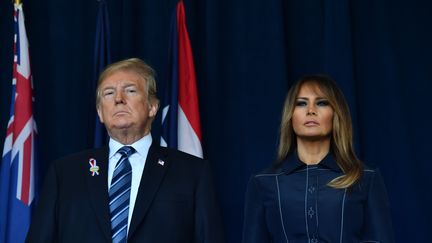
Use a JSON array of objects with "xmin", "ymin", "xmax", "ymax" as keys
[{"xmin": 0, "ymin": 0, "xmax": 431, "ymax": 242}]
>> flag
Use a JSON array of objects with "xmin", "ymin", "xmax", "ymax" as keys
[
  {"xmin": 0, "ymin": 3, "xmax": 38, "ymax": 243},
  {"xmin": 161, "ymin": 0, "xmax": 203, "ymax": 158},
  {"xmin": 93, "ymin": 0, "xmax": 111, "ymax": 148}
]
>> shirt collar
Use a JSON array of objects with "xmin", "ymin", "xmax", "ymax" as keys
[
  {"xmin": 109, "ymin": 133, "xmax": 153, "ymax": 159},
  {"xmin": 280, "ymin": 151, "xmax": 342, "ymax": 174}
]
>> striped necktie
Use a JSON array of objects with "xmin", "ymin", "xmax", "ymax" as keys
[{"xmin": 109, "ymin": 146, "xmax": 135, "ymax": 243}]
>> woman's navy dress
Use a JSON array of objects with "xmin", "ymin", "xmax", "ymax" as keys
[{"xmin": 242, "ymin": 153, "xmax": 394, "ymax": 243}]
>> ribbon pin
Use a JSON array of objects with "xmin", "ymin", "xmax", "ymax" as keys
[{"xmin": 89, "ymin": 158, "xmax": 100, "ymax": 176}]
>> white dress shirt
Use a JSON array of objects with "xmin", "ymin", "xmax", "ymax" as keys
[{"xmin": 107, "ymin": 134, "xmax": 152, "ymax": 232}]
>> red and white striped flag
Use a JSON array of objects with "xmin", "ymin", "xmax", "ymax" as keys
[{"xmin": 161, "ymin": 0, "xmax": 203, "ymax": 158}]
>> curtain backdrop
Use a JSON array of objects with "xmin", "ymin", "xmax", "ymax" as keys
[{"xmin": 1, "ymin": 0, "xmax": 430, "ymax": 242}]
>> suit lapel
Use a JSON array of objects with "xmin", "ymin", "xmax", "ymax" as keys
[
  {"xmin": 128, "ymin": 144, "xmax": 170, "ymax": 238},
  {"xmin": 85, "ymin": 146, "xmax": 111, "ymax": 241}
]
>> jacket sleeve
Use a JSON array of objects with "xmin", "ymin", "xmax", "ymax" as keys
[
  {"xmin": 361, "ymin": 170, "xmax": 395, "ymax": 243},
  {"xmin": 242, "ymin": 176, "xmax": 271, "ymax": 243},
  {"xmin": 194, "ymin": 160, "xmax": 226, "ymax": 243},
  {"xmin": 25, "ymin": 163, "xmax": 58, "ymax": 243}
]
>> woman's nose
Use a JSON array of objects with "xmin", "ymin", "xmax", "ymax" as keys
[{"xmin": 307, "ymin": 106, "xmax": 316, "ymax": 115}]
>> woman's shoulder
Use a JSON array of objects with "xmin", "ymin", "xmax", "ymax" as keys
[
  {"xmin": 252, "ymin": 154, "xmax": 305, "ymax": 178},
  {"xmin": 361, "ymin": 165, "xmax": 381, "ymax": 179},
  {"xmin": 252, "ymin": 164, "xmax": 285, "ymax": 178},
  {"xmin": 355, "ymin": 165, "xmax": 386, "ymax": 190}
]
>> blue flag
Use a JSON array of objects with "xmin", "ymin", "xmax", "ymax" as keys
[
  {"xmin": 161, "ymin": 5, "xmax": 180, "ymax": 150},
  {"xmin": 93, "ymin": 0, "xmax": 111, "ymax": 148}
]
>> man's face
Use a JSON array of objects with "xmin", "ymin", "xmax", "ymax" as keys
[{"xmin": 97, "ymin": 70, "xmax": 158, "ymax": 139}]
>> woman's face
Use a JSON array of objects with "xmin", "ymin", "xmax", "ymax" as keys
[{"xmin": 292, "ymin": 82, "xmax": 334, "ymax": 141}]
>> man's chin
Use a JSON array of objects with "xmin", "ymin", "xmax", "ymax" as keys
[{"xmin": 110, "ymin": 123, "xmax": 133, "ymax": 131}]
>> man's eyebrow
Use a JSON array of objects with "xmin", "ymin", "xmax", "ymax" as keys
[
  {"xmin": 102, "ymin": 86, "xmax": 115, "ymax": 91},
  {"xmin": 123, "ymin": 83, "xmax": 137, "ymax": 88}
]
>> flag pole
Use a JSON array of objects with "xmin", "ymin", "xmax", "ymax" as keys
[{"xmin": 14, "ymin": 0, "xmax": 21, "ymax": 5}]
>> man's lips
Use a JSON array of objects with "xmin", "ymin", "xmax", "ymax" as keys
[{"xmin": 113, "ymin": 111, "xmax": 130, "ymax": 116}]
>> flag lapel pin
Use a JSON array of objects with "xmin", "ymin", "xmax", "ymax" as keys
[
  {"xmin": 158, "ymin": 159, "xmax": 165, "ymax": 166},
  {"xmin": 89, "ymin": 158, "xmax": 100, "ymax": 176}
]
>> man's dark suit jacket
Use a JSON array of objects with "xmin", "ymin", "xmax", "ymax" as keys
[{"xmin": 25, "ymin": 144, "xmax": 225, "ymax": 243}]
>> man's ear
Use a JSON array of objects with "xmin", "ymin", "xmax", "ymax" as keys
[
  {"xmin": 97, "ymin": 106, "xmax": 104, "ymax": 123},
  {"xmin": 149, "ymin": 100, "xmax": 159, "ymax": 118}
]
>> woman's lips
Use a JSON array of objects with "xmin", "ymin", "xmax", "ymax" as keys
[{"xmin": 304, "ymin": 121, "xmax": 319, "ymax": 126}]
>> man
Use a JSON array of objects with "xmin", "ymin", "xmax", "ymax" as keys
[{"xmin": 26, "ymin": 58, "xmax": 225, "ymax": 243}]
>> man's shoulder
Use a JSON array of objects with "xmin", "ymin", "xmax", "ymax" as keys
[{"xmin": 153, "ymin": 145, "xmax": 203, "ymax": 161}]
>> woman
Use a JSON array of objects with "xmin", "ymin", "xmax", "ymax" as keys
[{"xmin": 242, "ymin": 75, "xmax": 394, "ymax": 243}]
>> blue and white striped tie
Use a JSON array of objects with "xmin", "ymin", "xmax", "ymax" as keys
[{"xmin": 109, "ymin": 146, "xmax": 135, "ymax": 243}]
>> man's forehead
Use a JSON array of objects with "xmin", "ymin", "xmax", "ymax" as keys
[{"xmin": 100, "ymin": 75, "xmax": 143, "ymax": 88}]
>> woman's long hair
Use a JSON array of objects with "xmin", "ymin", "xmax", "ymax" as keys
[{"xmin": 276, "ymin": 75, "xmax": 362, "ymax": 188}]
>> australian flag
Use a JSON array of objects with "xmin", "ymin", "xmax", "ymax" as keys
[
  {"xmin": 0, "ymin": 3, "xmax": 38, "ymax": 243},
  {"xmin": 161, "ymin": 0, "xmax": 203, "ymax": 158}
]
